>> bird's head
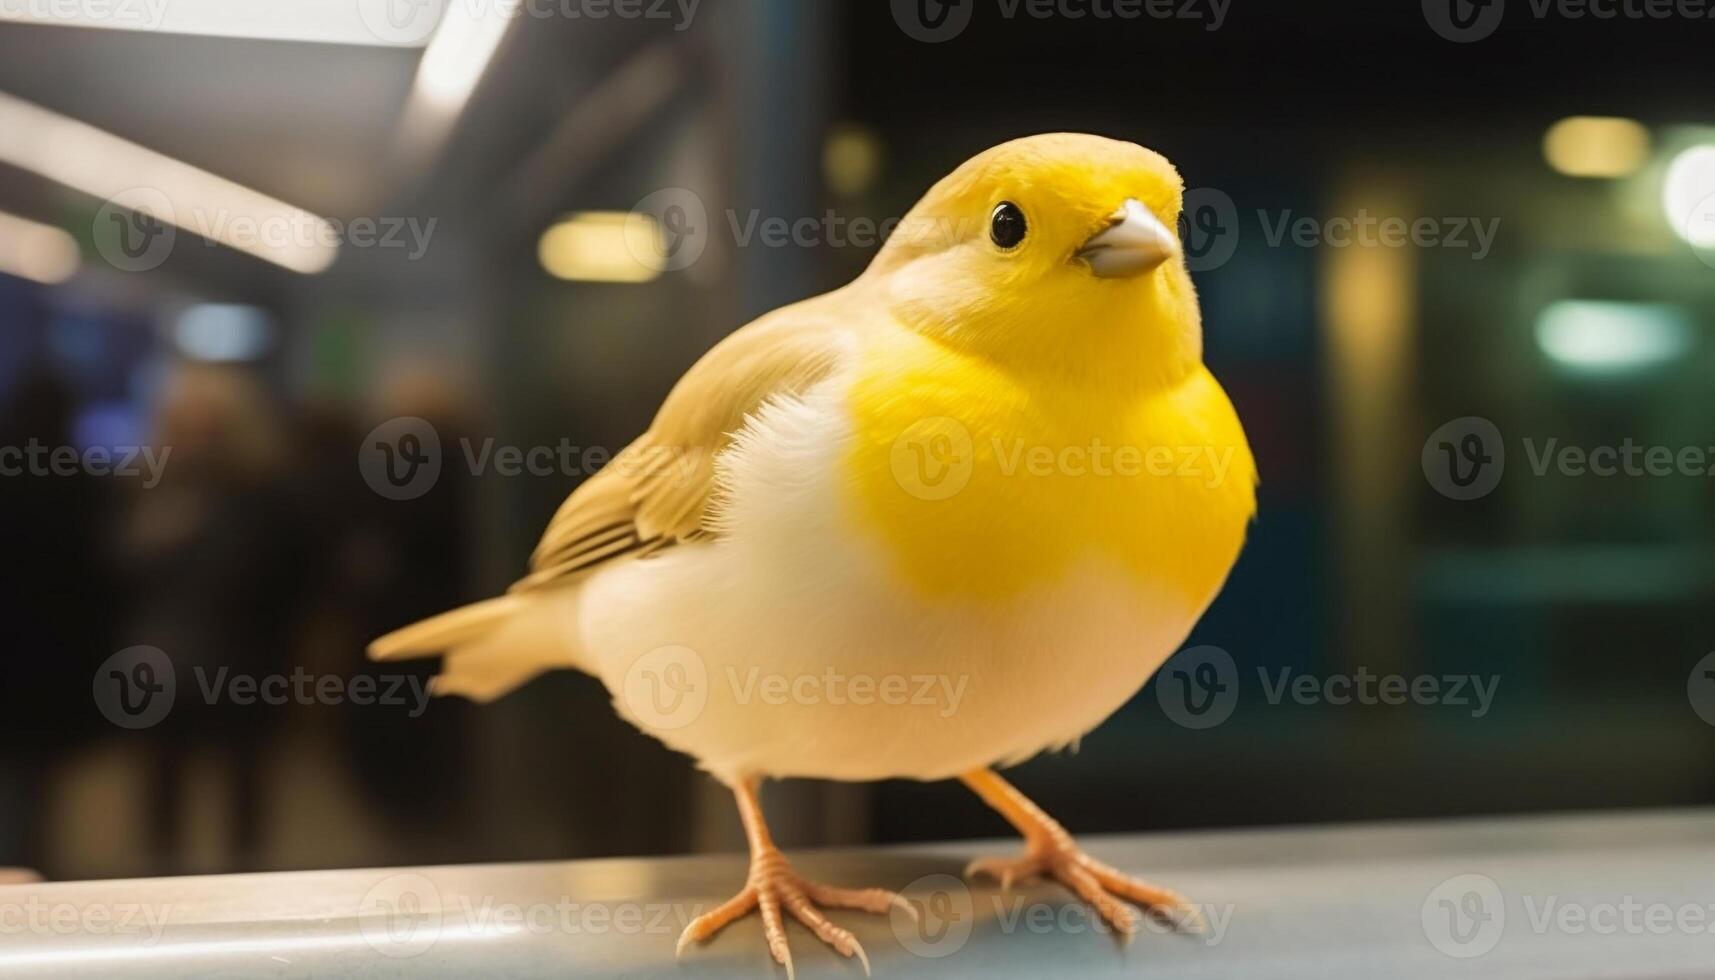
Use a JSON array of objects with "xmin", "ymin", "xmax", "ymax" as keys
[{"xmin": 866, "ymin": 133, "xmax": 1200, "ymax": 391}]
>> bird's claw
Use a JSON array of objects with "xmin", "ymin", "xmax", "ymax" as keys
[
  {"xmin": 676, "ymin": 847, "xmax": 905, "ymax": 977},
  {"xmin": 963, "ymin": 840, "xmax": 1203, "ymax": 939}
]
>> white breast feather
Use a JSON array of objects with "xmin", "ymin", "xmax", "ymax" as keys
[{"xmin": 572, "ymin": 375, "xmax": 1204, "ymax": 783}]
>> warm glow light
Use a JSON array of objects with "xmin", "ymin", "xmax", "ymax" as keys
[
  {"xmin": 538, "ymin": 212, "xmax": 662, "ymax": 283},
  {"xmin": 0, "ymin": 211, "xmax": 79, "ymax": 284},
  {"xmin": 1662, "ymin": 145, "xmax": 1715, "ymax": 248},
  {"xmin": 0, "ymin": 0, "xmax": 435, "ymax": 46},
  {"xmin": 0, "ymin": 92, "xmax": 337, "ymax": 274},
  {"xmin": 823, "ymin": 124, "xmax": 883, "ymax": 196},
  {"xmin": 1543, "ymin": 116, "xmax": 1650, "ymax": 178},
  {"xmin": 1535, "ymin": 300, "xmax": 1693, "ymax": 374}
]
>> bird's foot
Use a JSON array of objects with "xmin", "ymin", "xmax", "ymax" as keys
[
  {"xmin": 965, "ymin": 839, "xmax": 1204, "ymax": 939},
  {"xmin": 677, "ymin": 845, "xmax": 914, "ymax": 979}
]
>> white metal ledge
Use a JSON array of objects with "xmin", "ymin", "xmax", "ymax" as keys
[{"xmin": 1, "ymin": 809, "xmax": 1712, "ymax": 978}]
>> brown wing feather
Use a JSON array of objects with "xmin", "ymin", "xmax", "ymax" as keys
[{"xmin": 511, "ymin": 299, "xmax": 851, "ymax": 594}]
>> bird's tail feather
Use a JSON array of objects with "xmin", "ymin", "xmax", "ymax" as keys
[{"xmin": 368, "ymin": 591, "xmax": 585, "ymax": 703}]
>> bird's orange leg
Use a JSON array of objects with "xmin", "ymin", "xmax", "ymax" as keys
[
  {"xmin": 960, "ymin": 768, "xmax": 1203, "ymax": 939},
  {"xmin": 677, "ymin": 776, "xmax": 913, "ymax": 978}
]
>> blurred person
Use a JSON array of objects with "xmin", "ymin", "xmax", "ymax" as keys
[
  {"xmin": 0, "ymin": 368, "xmax": 116, "ymax": 874},
  {"xmin": 116, "ymin": 363, "xmax": 311, "ymax": 873},
  {"xmin": 335, "ymin": 371, "xmax": 475, "ymax": 838}
]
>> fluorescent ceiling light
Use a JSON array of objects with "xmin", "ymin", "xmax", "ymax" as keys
[
  {"xmin": 0, "ymin": 210, "xmax": 79, "ymax": 284},
  {"xmin": 396, "ymin": 1, "xmax": 514, "ymax": 155},
  {"xmin": 1662, "ymin": 144, "xmax": 1715, "ymax": 248},
  {"xmin": 0, "ymin": 91, "xmax": 338, "ymax": 274},
  {"xmin": 1535, "ymin": 299, "xmax": 1694, "ymax": 375},
  {"xmin": 1542, "ymin": 116, "xmax": 1649, "ymax": 178},
  {"xmin": 415, "ymin": 3, "xmax": 513, "ymax": 109},
  {"xmin": 538, "ymin": 212, "xmax": 663, "ymax": 283},
  {"xmin": 0, "ymin": 0, "xmax": 437, "ymax": 47}
]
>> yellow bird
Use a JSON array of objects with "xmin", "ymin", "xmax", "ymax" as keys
[{"xmin": 372, "ymin": 132, "xmax": 1256, "ymax": 973}]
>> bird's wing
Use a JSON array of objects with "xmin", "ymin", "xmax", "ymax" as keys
[{"xmin": 511, "ymin": 298, "xmax": 851, "ymax": 593}]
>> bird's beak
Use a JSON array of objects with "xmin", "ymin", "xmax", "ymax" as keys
[{"xmin": 1075, "ymin": 198, "xmax": 1179, "ymax": 278}]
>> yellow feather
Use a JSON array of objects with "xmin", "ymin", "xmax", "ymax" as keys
[
  {"xmin": 844, "ymin": 327, "xmax": 1255, "ymax": 602},
  {"xmin": 842, "ymin": 132, "xmax": 1256, "ymax": 602}
]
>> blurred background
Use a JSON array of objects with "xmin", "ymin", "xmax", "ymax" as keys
[{"xmin": 2, "ymin": 0, "xmax": 1714, "ymax": 883}]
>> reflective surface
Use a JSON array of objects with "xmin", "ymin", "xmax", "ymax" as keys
[{"xmin": 2, "ymin": 810, "xmax": 1712, "ymax": 978}]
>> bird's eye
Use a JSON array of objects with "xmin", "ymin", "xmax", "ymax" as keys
[{"xmin": 989, "ymin": 201, "xmax": 1027, "ymax": 250}]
